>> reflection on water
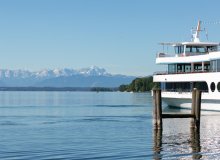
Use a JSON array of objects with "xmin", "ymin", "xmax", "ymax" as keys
[
  {"xmin": 153, "ymin": 124, "xmax": 201, "ymax": 159},
  {"xmin": 1, "ymin": 91, "xmax": 220, "ymax": 159},
  {"xmin": 0, "ymin": 92, "xmax": 153, "ymax": 159},
  {"xmin": 153, "ymin": 108, "xmax": 220, "ymax": 159},
  {"xmin": 190, "ymin": 124, "xmax": 202, "ymax": 159},
  {"xmin": 153, "ymin": 128, "xmax": 162, "ymax": 160}
]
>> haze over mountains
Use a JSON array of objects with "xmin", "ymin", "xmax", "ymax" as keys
[{"xmin": 0, "ymin": 66, "xmax": 135, "ymax": 87}]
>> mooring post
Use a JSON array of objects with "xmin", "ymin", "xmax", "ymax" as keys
[
  {"xmin": 156, "ymin": 89, "xmax": 162, "ymax": 129},
  {"xmin": 191, "ymin": 88, "xmax": 197, "ymax": 124},
  {"xmin": 195, "ymin": 90, "xmax": 202, "ymax": 129},
  {"xmin": 153, "ymin": 89, "xmax": 158, "ymax": 128}
]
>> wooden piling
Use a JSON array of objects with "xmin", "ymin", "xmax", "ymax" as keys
[
  {"xmin": 152, "ymin": 88, "xmax": 201, "ymax": 129},
  {"xmin": 156, "ymin": 89, "xmax": 162, "ymax": 129},
  {"xmin": 153, "ymin": 89, "xmax": 157, "ymax": 127},
  {"xmin": 152, "ymin": 88, "xmax": 202, "ymax": 159},
  {"xmin": 152, "ymin": 89, "xmax": 162, "ymax": 129},
  {"xmin": 191, "ymin": 88, "xmax": 197, "ymax": 124},
  {"xmin": 195, "ymin": 90, "xmax": 202, "ymax": 129},
  {"xmin": 191, "ymin": 88, "xmax": 196, "ymax": 116}
]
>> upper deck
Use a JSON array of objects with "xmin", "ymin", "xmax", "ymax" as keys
[
  {"xmin": 156, "ymin": 41, "xmax": 220, "ymax": 64},
  {"xmin": 156, "ymin": 21, "xmax": 220, "ymax": 64}
]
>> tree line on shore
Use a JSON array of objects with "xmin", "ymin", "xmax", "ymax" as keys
[
  {"xmin": 119, "ymin": 76, "xmax": 160, "ymax": 92},
  {"xmin": 0, "ymin": 76, "xmax": 159, "ymax": 92}
]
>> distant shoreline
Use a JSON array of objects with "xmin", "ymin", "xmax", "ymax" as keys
[{"xmin": 0, "ymin": 87, "xmax": 119, "ymax": 92}]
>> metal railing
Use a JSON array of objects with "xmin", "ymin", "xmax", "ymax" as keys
[
  {"xmin": 156, "ymin": 53, "xmax": 174, "ymax": 58},
  {"xmin": 156, "ymin": 52, "xmax": 209, "ymax": 58},
  {"xmin": 161, "ymin": 89, "xmax": 208, "ymax": 93},
  {"xmin": 154, "ymin": 70, "xmax": 211, "ymax": 75}
]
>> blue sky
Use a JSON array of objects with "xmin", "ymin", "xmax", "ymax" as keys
[{"xmin": 0, "ymin": 0, "xmax": 220, "ymax": 76}]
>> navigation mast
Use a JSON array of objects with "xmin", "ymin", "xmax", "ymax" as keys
[{"xmin": 192, "ymin": 20, "xmax": 201, "ymax": 42}]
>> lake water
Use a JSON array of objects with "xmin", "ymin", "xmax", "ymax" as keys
[{"xmin": 0, "ymin": 91, "xmax": 220, "ymax": 159}]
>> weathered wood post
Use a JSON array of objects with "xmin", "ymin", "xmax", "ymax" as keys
[
  {"xmin": 153, "ymin": 89, "xmax": 158, "ymax": 128},
  {"xmin": 191, "ymin": 88, "xmax": 197, "ymax": 124},
  {"xmin": 152, "ymin": 89, "xmax": 162, "ymax": 129},
  {"xmin": 156, "ymin": 89, "xmax": 162, "ymax": 129},
  {"xmin": 152, "ymin": 88, "xmax": 202, "ymax": 158},
  {"xmin": 195, "ymin": 90, "xmax": 202, "ymax": 129}
]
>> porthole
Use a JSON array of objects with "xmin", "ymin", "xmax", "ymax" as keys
[
  {"xmin": 210, "ymin": 82, "xmax": 215, "ymax": 92},
  {"xmin": 217, "ymin": 82, "xmax": 220, "ymax": 92}
]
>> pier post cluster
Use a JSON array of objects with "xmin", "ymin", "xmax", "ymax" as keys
[{"xmin": 153, "ymin": 88, "xmax": 202, "ymax": 129}]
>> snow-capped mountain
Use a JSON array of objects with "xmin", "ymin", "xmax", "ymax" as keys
[
  {"xmin": 0, "ymin": 66, "xmax": 135, "ymax": 87},
  {"xmin": 78, "ymin": 66, "xmax": 109, "ymax": 76},
  {"xmin": 0, "ymin": 66, "xmax": 109, "ymax": 79}
]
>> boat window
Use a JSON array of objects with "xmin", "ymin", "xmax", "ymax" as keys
[
  {"xmin": 217, "ymin": 60, "xmax": 220, "ymax": 71},
  {"xmin": 185, "ymin": 46, "xmax": 207, "ymax": 53},
  {"xmin": 210, "ymin": 60, "xmax": 217, "ymax": 72},
  {"xmin": 193, "ymin": 82, "xmax": 208, "ymax": 92},
  {"xmin": 210, "ymin": 60, "xmax": 220, "ymax": 72},
  {"xmin": 165, "ymin": 82, "xmax": 191, "ymax": 92},
  {"xmin": 196, "ymin": 47, "xmax": 206, "ymax": 53},
  {"xmin": 217, "ymin": 82, "xmax": 220, "ymax": 92},
  {"xmin": 174, "ymin": 46, "xmax": 184, "ymax": 54},
  {"xmin": 185, "ymin": 46, "xmax": 191, "ymax": 53},
  {"xmin": 204, "ymin": 62, "xmax": 210, "ymax": 71},
  {"xmin": 177, "ymin": 64, "xmax": 191, "ymax": 73},
  {"xmin": 168, "ymin": 64, "xmax": 176, "ymax": 73},
  {"xmin": 207, "ymin": 46, "xmax": 217, "ymax": 52},
  {"xmin": 210, "ymin": 82, "xmax": 215, "ymax": 92},
  {"xmin": 164, "ymin": 82, "xmax": 208, "ymax": 92}
]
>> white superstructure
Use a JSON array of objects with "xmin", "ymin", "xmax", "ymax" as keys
[{"xmin": 153, "ymin": 21, "xmax": 220, "ymax": 111}]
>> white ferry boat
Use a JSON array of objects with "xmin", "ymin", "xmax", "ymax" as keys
[{"xmin": 153, "ymin": 21, "xmax": 220, "ymax": 111}]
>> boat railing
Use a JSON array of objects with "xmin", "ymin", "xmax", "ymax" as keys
[
  {"xmin": 185, "ymin": 52, "xmax": 209, "ymax": 56},
  {"xmin": 156, "ymin": 52, "xmax": 174, "ymax": 58},
  {"xmin": 154, "ymin": 71, "xmax": 168, "ymax": 75},
  {"xmin": 157, "ymin": 52, "xmax": 209, "ymax": 58},
  {"xmin": 163, "ymin": 89, "xmax": 191, "ymax": 93},
  {"xmin": 154, "ymin": 70, "xmax": 210, "ymax": 75},
  {"xmin": 162, "ymin": 89, "xmax": 208, "ymax": 93}
]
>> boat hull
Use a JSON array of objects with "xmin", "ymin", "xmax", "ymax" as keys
[{"xmin": 163, "ymin": 97, "xmax": 220, "ymax": 111}]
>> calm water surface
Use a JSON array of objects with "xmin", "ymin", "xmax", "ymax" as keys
[{"xmin": 0, "ymin": 91, "xmax": 220, "ymax": 159}]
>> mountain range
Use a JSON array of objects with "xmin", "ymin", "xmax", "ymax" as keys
[{"xmin": 0, "ymin": 66, "xmax": 135, "ymax": 87}]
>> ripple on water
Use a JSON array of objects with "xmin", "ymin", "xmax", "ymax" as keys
[{"xmin": 1, "ymin": 92, "xmax": 220, "ymax": 159}]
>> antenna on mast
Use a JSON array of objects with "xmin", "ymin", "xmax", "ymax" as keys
[
  {"xmin": 205, "ymin": 28, "xmax": 209, "ymax": 40},
  {"xmin": 192, "ymin": 20, "xmax": 201, "ymax": 42},
  {"xmin": 200, "ymin": 20, "xmax": 220, "ymax": 40}
]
